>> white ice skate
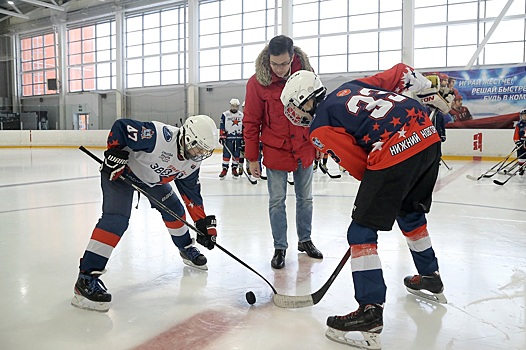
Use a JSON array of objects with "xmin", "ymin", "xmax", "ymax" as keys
[{"xmin": 325, "ymin": 327, "xmax": 382, "ymax": 349}]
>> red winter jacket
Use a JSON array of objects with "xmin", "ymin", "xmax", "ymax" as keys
[{"xmin": 243, "ymin": 46, "xmax": 316, "ymax": 171}]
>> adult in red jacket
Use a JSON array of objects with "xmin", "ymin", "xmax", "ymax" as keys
[{"xmin": 243, "ymin": 35, "xmax": 323, "ymax": 269}]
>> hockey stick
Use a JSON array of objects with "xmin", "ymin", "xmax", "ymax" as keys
[
  {"xmin": 493, "ymin": 163, "xmax": 526, "ymax": 186},
  {"xmin": 440, "ymin": 158, "xmax": 452, "ymax": 170},
  {"xmin": 79, "ymin": 146, "xmax": 277, "ymax": 294},
  {"xmin": 319, "ymin": 162, "xmax": 342, "ymax": 179},
  {"xmin": 273, "ymin": 247, "xmax": 351, "ymax": 308},
  {"xmin": 222, "ymin": 142, "xmax": 257, "ymax": 185},
  {"xmin": 466, "ymin": 145, "xmax": 519, "ymax": 181}
]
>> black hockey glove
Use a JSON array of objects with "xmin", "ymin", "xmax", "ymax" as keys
[
  {"xmin": 516, "ymin": 140, "xmax": 525, "ymax": 148},
  {"xmin": 219, "ymin": 137, "xmax": 226, "ymax": 145},
  {"xmin": 195, "ymin": 215, "xmax": 217, "ymax": 250},
  {"xmin": 100, "ymin": 148, "xmax": 129, "ymax": 181}
]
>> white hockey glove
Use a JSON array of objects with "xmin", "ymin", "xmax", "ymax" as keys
[{"xmin": 416, "ymin": 87, "xmax": 451, "ymax": 114}]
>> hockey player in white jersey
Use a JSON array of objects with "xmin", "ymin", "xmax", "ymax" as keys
[
  {"xmin": 219, "ymin": 98, "xmax": 244, "ymax": 179},
  {"xmin": 72, "ymin": 115, "xmax": 219, "ymax": 312}
]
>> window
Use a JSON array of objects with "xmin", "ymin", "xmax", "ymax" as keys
[
  {"xmin": 20, "ymin": 33, "xmax": 57, "ymax": 96},
  {"xmin": 126, "ymin": 7, "xmax": 187, "ymax": 88},
  {"xmin": 199, "ymin": 0, "xmax": 281, "ymax": 82},
  {"xmin": 67, "ymin": 21, "xmax": 116, "ymax": 92},
  {"xmin": 293, "ymin": 0, "xmax": 403, "ymax": 74}
]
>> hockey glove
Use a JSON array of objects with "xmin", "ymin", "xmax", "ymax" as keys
[
  {"xmin": 195, "ymin": 215, "xmax": 217, "ymax": 250},
  {"xmin": 516, "ymin": 140, "xmax": 526, "ymax": 148},
  {"xmin": 416, "ymin": 87, "xmax": 451, "ymax": 114},
  {"xmin": 219, "ymin": 137, "xmax": 226, "ymax": 146},
  {"xmin": 100, "ymin": 148, "xmax": 129, "ymax": 181}
]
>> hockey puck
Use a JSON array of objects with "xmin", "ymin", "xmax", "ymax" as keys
[{"xmin": 245, "ymin": 291, "xmax": 256, "ymax": 305}]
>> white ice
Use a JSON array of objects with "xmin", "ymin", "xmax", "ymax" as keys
[{"xmin": 0, "ymin": 148, "xmax": 525, "ymax": 350}]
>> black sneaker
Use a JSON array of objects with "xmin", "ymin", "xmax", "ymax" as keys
[
  {"xmin": 326, "ymin": 304, "xmax": 383, "ymax": 333},
  {"xmin": 298, "ymin": 240, "xmax": 323, "ymax": 259},
  {"xmin": 71, "ymin": 271, "xmax": 111, "ymax": 312},
  {"xmin": 180, "ymin": 246, "xmax": 208, "ymax": 270}
]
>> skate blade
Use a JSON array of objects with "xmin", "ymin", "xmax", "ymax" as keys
[
  {"xmin": 406, "ymin": 287, "xmax": 448, "ymax": 304},
  {"xmin": 325, "ymin": 328, "xmax": 382, "ymax": 350},
  {"xmin": 71, "ymin": 294, "xmax": 110, "ymax": 312},
  {"xmin": 182, "ymin": 259, "xmax": 208, "ymax": 271}
]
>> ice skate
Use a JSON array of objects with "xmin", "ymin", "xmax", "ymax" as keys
[
  {"xmin": 404, "ymin": 271, "xmax": 447, "ymax": 304},
  {"xmin": 219, "ymin": 168, "xmax": 227, "ymax": 180},
  {"xmin": 180, "ymin": 245, "xmax": 208, "ymax": 271},
  {"xmin": 232, "ymin": 167, "xmax": 239, "ymax": 179},
  {"xmin": 325, "ymin": 304, "xmax": 383, "ymax": 349},
  {"xmin": 71, "ymin": 270, "xmax": 111, "ymax": 312}
]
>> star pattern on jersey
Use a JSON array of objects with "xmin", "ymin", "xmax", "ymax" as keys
[{"xmin": 232, "ymin": 118, "xmax": 240, "ymax": 126}]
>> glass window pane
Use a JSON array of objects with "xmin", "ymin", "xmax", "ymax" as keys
[
  {"xmin": 200, "ymin": 1, "xmax": 219, "ymax": 20},
  {"xmin": 83, "ymin": 52, "xmax": 95, "ymax": 64},
  {"xmin": 349, "ymin": 13, "xmax": 379, "ymax": 31},
  {"xmin": 293, "ymin": 3, "xmax": 319, "ymax": 22},
  {"xmin": 127, "ymin": 59, "xmax": 143, "ymax": 74},
  {"xmin": 243, "ymin": 28, "xmax": 266, "ymax": 43},
  {"xmin": 320, "ymin": 0, "xmax": 348, "ymax": 19},
  {"xmin": 320, "ymin": 17, "xmax": 348, "ymax": 35},
  {"xmin": 380, "ymin": 0, "xmax": 402, "ymax": 11},
  {"xmin": 143, "ymin": 12, "xmax": 160, "ymax": 30},
  {"xmin": 162, "ymin": 40, "xmax": 179, "ymax": 54},
  {"xmin": 415, "ymin": 6, "xmax": 447, "ymax": 25},
  {"xmin": 447, "ymin": 45, "xmax": 477, "ymax": 66},
  {"xmin": 243, "ymin": 11, "xmax": 266, "ymax": 29},
  {"xmin": 162, "ymin": 9, "xmax": 179, "ymax": 26},
  {"xmin": 98, "ymin": 77, "xmax": 111, "ymax": 90},
  {"xmin": 162, "ymin": 54, "xmax": 179, "ymax": 70},
  {"xmin": 221, "ymin": 31, "xmax": 242, "ymax": 46},
  {"xmin": 220, "ymin": 14, "xmax": 242, "ymax": 32},
  {"xmin": 320, "ymin": 35, "xmax": 347, "ymax": 55},
  {"xmin": 144, "ymin": 57, "xmax": 160, "ymax": 73},
  {"xmin": 221, "ymin": 47, "xmax": 241, "ymax": 65},
  {"xmin": 127, "ymin": 74, "xmax": 142, "ymax": 88},
  {"xmin": 350, "ymin": 1, "xmax": 378, "ymax": 14},
  {"xmin": 127, "ymin": 31, "xmax": 143, "ymax": 46},
  {"xmin": 221, "ymin": 63, "xmax": 242, "ymax": 80},
  {"xmin": 294, "ymin": 38, "xmax": 319, "ymax": 58},
  {"xmin": 162, "ymin": 25, "xmax": 178, "ymax": 41},
  {"xmin": 448, "ymin": 2, "xmax": 478, "ymax": 21},
  {"xmin": 380, "ymin": 11, "xmax": 401, "ymax": 28},
  {"xmin": 448, "ymin": 24, "xmax": 477, "ymax": 46},
  {"xmin": 414, "ymin": 47, "xmax": 446, "ymax": 68},
  {"xmin": 200, "ymin": 66, "xmax": 219, "ymax": 82},
  {"xmin": 44, "ymin": 33, "xmax": 54, "ymax": 46},
  {"xmin": 294, "ymin": 21, "xmax": 319, "ymax": 37},
  {"xmin": 144, "ymin": 43, "xmax": 160, "ymax": 55},
  {"xmin": 380, "ymin": 30, "xmax": 401, "ymax": 51},
  {"xmin": 415, "ymin": 26, "xmax": 446, "ymax": 48},
  {"xmin": 144, "ymin": 28, "xmax": 160, "ymax": 43},
  {"xmin": 127, "ymin": 45, "xmax": 142, "ymax": 58},
  {"xmin": 97, "ymin": 36, "xmax": 111, "ymax": 51},
  {"xmin": 97, "ymin": 63, "xmax": 111, "ymax": 77},
  {"xmin": 162, "ymin": 70, "xmax": 179, "ymax": 85},
  {"xmin": 319, "ymin": 55, "xmax": 347, "ymax": 74},
  {"xmin": 243, "ymin": 44, "xmax": 264, "ymax": 62},
  {"xmin": 221, "ymin": 0, "xmax": 242, "ymax": 16},
  {"xmin": 349, "ymin": 32, "xmax": 378, "ymax": 53},
  {"xmin": 69, "ymin": 67, "xmax": 82, "ymax": 80},
  {"xmin": 349, "ymin": 52, "xmax": 378, "ymax": 72},
  {"xmin": 98, "ymin": 50, "xmax": 111, "ymax": 62},
  {"xmin": 484, "ymin": 42, "xmax": 524, "ymax": 65},
  {"xmin": 127, "ymin": 16, "xmax": 143, "ymax": 31},
  {"xmin": 83, "ymin": 78, "xmax": 95, "ymax": 90},
  {"xmin": 379, "ymin": 50, "xmax": 401, "ymax": 70},
  {"xmin": 96, "ymin": 22, "xmax": 111, "ymax": 36},
  {"xmin": 200, "ymin": 18, "xmax": 219, "ymax": 35},
  {"xmin": 243, "ymin": 62, "xmax": 255, "ymax": 79},
  {"xmin": 200, "ymin": 34, "xmax": 219, "ymax": 49},
  {"xmin": 84, "ymin": 65, "xmax": 95, "ymax": 79},
  {"xmin": 144, "ymin": 72, "xmax": 160, "ymax": 86},
  {"xmin": 200, "ymin": 49, "xmax": 219, "ymax": 66},
  {"xmin": 488, "ymin": 19, "xmax": 524, "ymax": 43}
]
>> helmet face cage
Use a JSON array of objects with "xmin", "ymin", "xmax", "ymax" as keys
[
  {"xmin": 520, "ymin": 109, "xmax": 526, "ymax": 120},
  {"xmin": 182, "ymin": 115, "xmax": 217, "ymax": 161},
  {"xmin": 281, "ymin": 70, "xmax": 326, "ymax": 127}
]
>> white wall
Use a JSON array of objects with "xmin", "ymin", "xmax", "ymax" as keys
[{"xmin": 0, "ymin": 128, "xmax": 516, "ymax": 158}]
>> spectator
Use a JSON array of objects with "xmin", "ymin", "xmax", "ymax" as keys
[{"xmin": 243, "ymin": 35, "xmax": 323, "ymax": 269}]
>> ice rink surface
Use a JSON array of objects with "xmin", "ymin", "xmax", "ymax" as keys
[{"xmin": 0, "ymin": 148, "xmax": 525, "ymax": 350}]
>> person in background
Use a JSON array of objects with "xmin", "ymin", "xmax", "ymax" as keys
[
  {"xmin": 513, "ymin": 109, "xmax": 526, "ymax": 175},
  {"xmin": 219, "ymin": 98, "xmax": 244, "ymax": 179},
  {"xmin": 243, "ymin": 35, "xmax": 323, "ymax": 269},
  {"xmin": 280, "ymin": 64, "xmax": 449, "ymax": 349},
  {"xmin": 72, "ymin": 115, "xmax": 219, "ymax": 312}
]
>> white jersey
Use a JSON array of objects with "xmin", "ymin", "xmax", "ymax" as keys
[
  {"xmin": 124, "ymin": 121, "xmax": 201, "ymax": 186},
  {"xmin": 220, "ymin": 110, "xmax": 243, "ymax": 139}
]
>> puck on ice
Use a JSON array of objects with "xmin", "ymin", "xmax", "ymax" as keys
[{"xmin": 246, "ymin": 291, "xmax": 256, "ymax": 305}]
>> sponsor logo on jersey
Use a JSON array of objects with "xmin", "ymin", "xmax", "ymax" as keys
[
  {"xmin": 336, "ymin": 89, "xmax": 351, "ymax": 97},
  {"xmin": 160, "ymin": 151, "xmax": 173, "ymax": 162},
  {"xmin": 191, "ymin": 164, "xmax": 196, "ymax": 169},
  {"xmin": 163, "ymin": 126, "xmax": 173, "ymax": 142},
  {"xmin": 141, "ymin": 127, "xmax": 154, "ymax": 139}
]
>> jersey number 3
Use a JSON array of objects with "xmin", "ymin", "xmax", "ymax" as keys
[{"xmin": 347, "ymin": 88, "xmax": 406, "ymax": 120}]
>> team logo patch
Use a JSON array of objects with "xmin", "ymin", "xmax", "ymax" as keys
[
  {"xmin": 191, "ymin": 164, "xmax": 196, "ymax": 169},
  {"xmin": 336, "ymin": 89, "xmax": 351, "ymax": 97},
  {"xmin": 141, "ymin": 127, "xmax": 154, "ymax": 139},
  {"xmin": 311, "ymin": 137, "xmax": 325, "ymax": 150},
  {"xmin": 162, "ymin": 126, "xmax": 173, "ymax": 142}
]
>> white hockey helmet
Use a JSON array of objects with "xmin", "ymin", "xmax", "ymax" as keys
[
  {"xmin": 281, "ymin": 70, "xmax": 326, "ymax": 127},
  {"xmin": 520, "ymin": 109, "xmax": 526, "ymax": 120},
  {"xmin": 229, "ymin": 98, "xmax": 240, "ymax": 106},
  {"xmin": 182, "ymin": 115, "xmax": 218, "ymax": 161}
]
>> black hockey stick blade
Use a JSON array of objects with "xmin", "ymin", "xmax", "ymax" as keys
[
  {"xmin": 79, "ymin": 145, "xmax": 277, "ymax": 294},
  {"xmin": 493, "ymin": 177, "xmax": 513, "ymax": 186},
  {"xmin": 273, "ymin": 247, "xmax": 351, "ymax": 308},
  {"xmin": 319, "ymin": 162, "xmax": 342, "ymax": 179},
  {"xmin": 287, "ymin": 180, "xmax": 294, "ymax": 185},
  {"xmin": 222, "ymin": 142, "xmax": 257, "ymax": 184}
]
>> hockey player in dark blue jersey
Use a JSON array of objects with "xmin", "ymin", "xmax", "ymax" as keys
[
  {"xmin": 72, "ymin": 115, "xmax": 219, "ymax": 312},
  {"xmin": 513, "ymin": 109, "xmax": 526, "ymax": 175},
  {"xmin": 281, "ymin": 64, "xmax": 450, "ymax": 349}
]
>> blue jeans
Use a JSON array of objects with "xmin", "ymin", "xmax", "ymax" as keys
[{"xmin": 266, "ymin": 160, "xmax": 313, "ymax": 250}]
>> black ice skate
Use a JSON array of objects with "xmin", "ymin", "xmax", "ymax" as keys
[
  {"xmin": 71, "ymin": 271, "xmax": 111, "ymax": 312},
  {"xmin": 325, "ymin": 304, "xmax": 383, "ymax": 350},
  {"xmin": 404, "ymin": 271, "xmax": 447, "ymax": 304},
  {"xmin": 180, "ymin": 245, "xmax": 208, "ymax": 271}
]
